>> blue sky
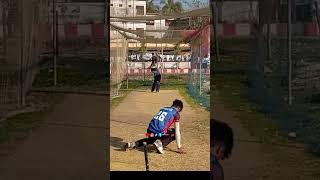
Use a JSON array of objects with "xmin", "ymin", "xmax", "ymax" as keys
[{"xmin": 152, "ymin": 0, "xmax": 209, "ymax": 11}]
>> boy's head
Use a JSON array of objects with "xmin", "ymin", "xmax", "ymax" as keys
[
  {"xmin": 211, "ymin": 119, "xmax": 234, "ymax": 160},
  {"xmin": 172, "ymin": 99, "xmax": 183, "ymax": 112}
]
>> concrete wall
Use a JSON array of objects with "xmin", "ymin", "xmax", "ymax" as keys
[
  {"xmin": 213, "ymin": 1, "xmax": 259, "ymax": 23},
  {"xmin": 110, "ymin": 0, "xmax": 146, "ymax": 17},
  {"xmin": 47, "ymin": 2, "xmax": 106, "ymax": 39}
]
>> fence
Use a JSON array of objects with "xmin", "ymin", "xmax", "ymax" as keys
[
  {"xmin": 0, "ymin": 0, "xmax": 50, "ymax": 118},
  {"xmin": 213, "ymin": 0, "xmax": 320, "ymax": 154},
  {"xmin": 33, "ymin": 1, "xmax": 107, "ymax": 92},
  {"xmin": 263, "ymin": 36, "xmax": 320, "ymax": 154},
  {"xmin": 110, "ymin": 29, "xmax": 128, "ymax": 97},
  {"xmin": 0, "ymin": 1, "xmax": 107, "ymax": 118},
  {"xmin": 187, "ymin": 24, "xmax": 210, "ymax": 109}
]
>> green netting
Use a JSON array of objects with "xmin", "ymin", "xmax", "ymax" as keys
[
  {"xmin": 247, "ymin": 35, "xmax": 320, "ymax": 155},
  {"xmin": 187, "ymin": 70, "xmax": 210, "ymax": 109},
  {"xmin": 187, "ymin": 63, "xmax": 210, "ymax": 110}
]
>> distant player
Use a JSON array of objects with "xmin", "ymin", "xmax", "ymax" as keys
[
  {"xmin": 124, "ymin": 99, "xmax": 185, "ymax": 154},
  {"xmin": 151, "ymin": 68, "xmax": 161, "ymax": 92},
  {"xmin": 211, "ymin": 119, "xmax": 234, "ymax": 180},
  {"xmin": 149, "ymin": 54, "xmax": 161, "ymax": 92}
]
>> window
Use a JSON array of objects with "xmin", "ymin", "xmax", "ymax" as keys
[
  {"xmin": 129, "ymin": 5, "xmax": 132, "ymax": 7},
  {"xmin": 119, "ymin": 4, "xmax": 122, "ymax": 7},
  {"xmin": 136, "ymin": 6, "xmax": 144, "ymax": 15},
  {"xmin": 146, "ymin": 21, "xmax": 154, "ymax": 25},
  {"xmin": 110, "ymin": 4, "xmax": 113, "ymax": 6},
  {"xmin": 136, "ymin": 28, "xmax": 144, "ymax": 36}
]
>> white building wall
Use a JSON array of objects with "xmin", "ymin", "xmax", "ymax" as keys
[{"xmin": 110, "ymin": 0, "xmax": 146, "ymax": 17}]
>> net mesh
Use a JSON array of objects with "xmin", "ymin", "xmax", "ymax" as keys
[
  {"xmin": 213, "ymin": 0, "xmax": 320, "ymax": 154},
  {"xmin": 110, "ymin": 5, "xmax": 210, "ymax": 104},
  {"xmin": 0, "ymin": 0, "xmax": 50, "ymax": 118},
  {"xmin": 110, "ymin": 29, "xmax": 128, "ymax": 97},
  {"xmin": 187, "ymin": 25, "xmax": 210, "ymax": 109}
]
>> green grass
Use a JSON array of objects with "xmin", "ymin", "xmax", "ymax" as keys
[
  {"xmin": 117, "ymin": 76, "xmax": 206, "ymax": 110},
  {"xmin": 178, "ymin": 88, "xmax": 201, "ymax": 110},
  {"xmin": 0, "ymin": 94, "xmax": 63, "ymax": 144},
  {"xmin": 33, "ymin": 57, "xmax": 108, "ymax": 90},
  {"xmin": 123, "ymin": 76, "xmax": 187, "ymax": 90}
]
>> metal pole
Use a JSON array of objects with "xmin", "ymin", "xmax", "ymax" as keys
[
  {"xmin": 288, "ymin": 0, "xmax": 292, "ymax": 106},
  {"xmin": 314, "ymin": 1, "xmax": 320, "ymax": 34},
  {"xmin": 20, "ymin": 0, "xmax": 24, "ymax": 107},
  {"xmin": 56, "ymin": 10, "xmax": 59, "ymax": 68},
  {"xmin": 143, "ymin": 142, "xmax": 150, "ymax": 171},
  {"xmin": 212, "ymin": 0, "xmax": 220, "ymax": 61},
  {"xmin": 143, "ymin": 55, "xmax": 145, "ymax": 81},
  {"xmin": 53, "ymin": 0, "xmax": 57, "ymax": 86},
  {"xmin": 199, "ymin": 31, "xmax": 202, "ymax": 96},
  {"xmin": 127, "ymin": 49, "xmax": 129, "ymax": 89},
  {"xmin": 160, "ymin": 14, "xmax": 163, "ymax": 75},
  {"xmin": 177, "ymin": 61, "xmax": 179, "ymax": 80},
  {"xmin": 116, "ymin": 32, "xmax": 119, "ymax": 96},
  {"xmin": 2, "ymin": 3, "xmax": 7, "ymax": 54},
  {"xmin": 267, "ymin": 22, "xmax": 271, "ymax": 61}
]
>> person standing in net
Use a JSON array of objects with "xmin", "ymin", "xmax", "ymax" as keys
[
  {"xmin": 124, "ymin": 99, "xmax": 186, "ymax": 154},
  {"xmin": 211, "ymin": 119, "xmax": 234, "ymax": 180},
  {"xmin": 150, "ymin": 53, "xmax": 161, "ymax": 92},
  {"xmin": 151, "ymin": 67, "xmax": 161, "ymax": 92}
]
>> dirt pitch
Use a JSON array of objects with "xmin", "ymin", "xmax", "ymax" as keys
[{"xmin": 110, "ymin": 90, "xmax": 210, "ymax": 171}]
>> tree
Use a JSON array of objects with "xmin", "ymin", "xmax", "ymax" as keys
[
  {"xmin": 147, "ymin": 0, "xmax": 160, "ymax": 13},
  {"xmin": 161, "ymin": 0, "xmax": 183, "ymax": 15}
]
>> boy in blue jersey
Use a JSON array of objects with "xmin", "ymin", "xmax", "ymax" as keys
[
  {"xmin": 211, "ymin": 119, "xmax": 234, "ymax": 180},
  {"xmin": 124, "ymin": 99, "xmax": 185, "ymax": 154}
]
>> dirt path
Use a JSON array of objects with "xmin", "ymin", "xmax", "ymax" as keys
[
  {"xmin": 0, "ymin": 94, "xmax": 107, "ymax": 180},
  {"xmin": 213, "ymin": 99, "xmax": 320, "ymax": 180},
  {"xmin": 110, "ymin": 90, "xmax": 210, "ymax": 171}
]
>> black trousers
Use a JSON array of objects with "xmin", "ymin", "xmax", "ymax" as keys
[
  {"xmin": 135, "ymin": 129, "xmax": 176, "ymax": 148},
  {"xmin": 151, "ymin": 75, "xmax": 161, "ymax": 92}
]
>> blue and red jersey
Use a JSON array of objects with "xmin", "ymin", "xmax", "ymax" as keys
[{"xmin": 147, "ymin": 107, "xmax": 180, "ymax": 134}]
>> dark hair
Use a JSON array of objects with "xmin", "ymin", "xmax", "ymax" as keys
[
  {"xmin": 172, "ymin": 99, "xmax": 183, "ymax": 111},
  {"xmin": 211, "ymin": 119, "xmax": 233, "ymax": 159},
  {"xmin": 152, "ymin": 56, "xmax": 158, "ymax": 64}
]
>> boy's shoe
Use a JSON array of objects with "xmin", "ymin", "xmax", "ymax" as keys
[
  {"xmin": 153, "ymin": 139, "xmax": 164, "ymax": 154},
  {"xmin": 124, "ymin": 142, "xmax": 135, "ymax": 151}
]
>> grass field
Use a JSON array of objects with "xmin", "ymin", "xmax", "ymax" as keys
[
  {"xmin": 113, "ymin": 74, "xmax": 208, "ymax": 110},
  {"xmin": 33, "ymin": 57, "xmax": 107, "ymax": 90}
]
